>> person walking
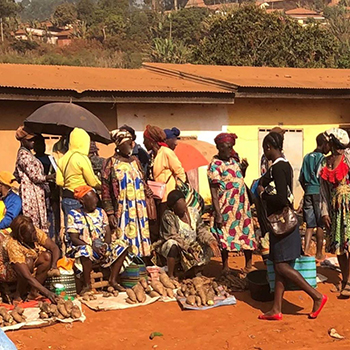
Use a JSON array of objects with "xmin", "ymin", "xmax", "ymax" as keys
[
  {"xmin": 258, "ymin": 132, "xmax": 326, "ymax": 320},
  {"xmin": 299, "ymin": 133, "xmax": 330, "ymax": 260},
  {"xmin": 208, "ymin": 133, "xmax": 256, "ymax": 274},
  {"xmin": 320, "ymin": 128, "xmax": 350, "ymax": 296}
]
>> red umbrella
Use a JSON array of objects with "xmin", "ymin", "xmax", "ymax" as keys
[{"xmin": 175, "ymin": 140, "xmax": 217, "ymax": 172}]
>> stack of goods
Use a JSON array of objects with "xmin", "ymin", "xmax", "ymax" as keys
[
  {"xmin": 216, "ymin": 273, "xmax": 248, "ymax": 293},
  {"xmin": 0, "ymin": 307, "xmax": 27, "ymax": 327},
  {"xmin": 38, "ymin": 299, "xmax": 82, "ymax": 320}
]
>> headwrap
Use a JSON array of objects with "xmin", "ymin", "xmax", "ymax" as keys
[
  {"xmin": 110, "ymin": 129, "xmax": 133, "ymax": 148},
  {"xmin": 270, "ymin": 127, "xmax": 286, "ymax": 136},
  {"xmin": 89, "ymin": 141, "xmax": 99, "ymax": 154},
  {"xmin": 120, "ymin": 125, "xmax": 136, "ymax": 141},
  {"xmin": 15, "ymin": 126, "xmax": 35, "ymax": 141},
  {"xmin": 167, "ymin": 190, "xmax": 185, "ymax": 208},
  {"xmin": 0, "ymin": 171, "xmax": 18, "ymax": 189},
  {"xmin": 74, "ymin": 185, "xmax": 94, "ymax": 200},
  {"xmin": 324, "ymin": 128, "xmax": 350, "ymax": 149},
  {"xmin": 214, "ymin": 133, "xmax": 238, "ymax": 145},
  {"xmin": 144, "ymin": 125, "xmax": 167, "ymax": 147},
  {"xmin": 164, "ymin": 127, "xmax": 181, "ymax": 140}
]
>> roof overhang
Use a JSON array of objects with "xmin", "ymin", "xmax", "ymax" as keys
[{"xmin": 0, "ymin": 87, "xmax": 235, "ymax": 104}]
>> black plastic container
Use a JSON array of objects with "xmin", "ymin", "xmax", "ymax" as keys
[{"xmin": 247, "ymin": 270, "xmax": 274, "ymax": 302}]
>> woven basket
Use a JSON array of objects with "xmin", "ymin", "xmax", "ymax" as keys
[
  {"xmin": 120, "ymin": 256, "xmax": 147, "ymax": 289},
  {"xmin": 45, "ymin": 274, "xmax": 77, "ymax": 297}
]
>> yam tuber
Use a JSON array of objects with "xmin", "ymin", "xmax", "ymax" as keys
[
  {"xmin": 133, "ymin": 284, "xmax": 146, "ymax": 303},
  {"xmin": 39, "ymin": 312, "xmax": 49, "ymax": 319},
  {"xmin": 70, "ymin": 305, "xmax": 82, "ymax": 319},
  {"xmin": 177, "ymin": 290, "xmax": 184, "ymax": 297},
  {"xmin": 159, "ymin": 274, "xmax": 176, "ymax": 289},
  {"xmin": 0, "ymin": 307, "xmax": 12, "ymax": 323},
  {"xmin": 107, "ymin": 286, "xmax": 115, "ymax": 293},
  {"xmin": 149, "ymin": 291, "xmax": 160, "ymax": 298},
  {"xmin": 11, "ymin": 309, "xmax": 25, "ymax": 323},
  {"xmin": 65, "ymin": 300, "xmax": 74, "ymax": 314},
  {"xmin": 196, "ymin": 288, "xmax": 207, "ymax": 306},
  {"xmin": 113, "ymin": 290, "xmax": 119, "ymax": 297},
  {"xmin": 139, "ymin": 277, "xmax": 148, "ymax": 290},
  {"xmin": 57, "ymin": 300, "xmax": 70, "ymax": 318},
  {"xmin": 206, "ymin": 290, "xmax": 215, "ymax": 306},
  {"xmin": 186, "ymin": 295, "xmax": 196, "ymax": 306},
  {"xmin": 126, "ymin": 298, "xmax": 136, "ymax": 304},
  {"xmin": 126, "ymin": 288, "xmax": 137, "ymax": 302},
  {"xmin": 150, "ymin": 281, "xmax": 165, "ymax": 296},
  {"xmin": 195, "ymin": 296, "xmax": 202, "ymax": 307},
  {"xmin": 166, "ymin": 288, "xmax": 175, "ymax": 298}
]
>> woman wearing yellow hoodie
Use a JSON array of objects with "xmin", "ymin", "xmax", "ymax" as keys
[{"xmin": 56, "ymin": 128, "xmax": 101, "ymax": 226}]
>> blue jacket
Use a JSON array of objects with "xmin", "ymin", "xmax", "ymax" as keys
[{"xmin": 0, "ymin": 190, "xmax": 22, "ymax": 229}]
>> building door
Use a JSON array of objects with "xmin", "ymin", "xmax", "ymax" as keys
[{"xmin": 258, "ymin": 129, "xmax": 304, "ymax": 207}]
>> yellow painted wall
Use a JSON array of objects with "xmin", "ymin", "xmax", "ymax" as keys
[{"xmin": 227, "ymin": 98, "xmax": 349, "ymax": 203}]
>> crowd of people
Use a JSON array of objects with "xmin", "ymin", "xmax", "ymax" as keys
[{"xmin": 0, "ymin": 121, "xmax": 349, "ymax": 322}]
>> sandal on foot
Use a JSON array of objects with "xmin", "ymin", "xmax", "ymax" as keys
[
  {"xmin": 340, "ymin": 283, "xmax": 350, "ymax": 297},
  {"xmin": 309, "ymin": 294, "xmax": 328, "ymax": 319},
  {"xmin": 258, "ymin": 313, "xmax": 282, "ymax": 321}
]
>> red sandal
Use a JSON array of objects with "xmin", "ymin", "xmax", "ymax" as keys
[
  {"xmin": 258, "ymin": 313, "xmax": 282, "ymax": 321},
  {"xmin": 309, "ymin": 294, "xmax": 328, "ymax": 319}
]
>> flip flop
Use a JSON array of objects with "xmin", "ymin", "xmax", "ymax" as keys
[{"xmin": 340, "ymin": 283, "xmax": 350, "ymax": 298}]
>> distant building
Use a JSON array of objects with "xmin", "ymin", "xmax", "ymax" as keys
[{"xmin": 285, "ymin": 7, "xmax": 325, "ymax": 25}]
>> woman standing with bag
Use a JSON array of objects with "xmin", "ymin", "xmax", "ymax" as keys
[{"xmin": 257, "ymin": 132, "xmax": 326, "ymax": 320}]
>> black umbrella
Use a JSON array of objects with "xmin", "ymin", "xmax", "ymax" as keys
[{"xmin": 24, "ymin": 103, "xmax": 112, "ymax": 144}]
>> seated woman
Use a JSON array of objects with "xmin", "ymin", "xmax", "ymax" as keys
[
  {"xmin": 159, "ymin": 190, "xmax": 221, "ymax": 278},
  {"xmin": 66, "ymin": 186, "xmax": 130, "ymax": 294},
  {"xmin": 0, "ymin": 171, "xmax": 22, "ymax": 232},
  {"xmin": 0, "ymin": 216, "xmax": 60, "ymax": 303}
]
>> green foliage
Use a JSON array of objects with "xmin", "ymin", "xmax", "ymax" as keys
[
  {"xmin": 193, "ymin": 5, "xmax": 339, "ymax": 68},
  {"xmin": 151, "ymin": 37, "xmax": 191, "ymax": 63},
  {"xmin": 53, "ymin": 2, "xmax": 78, "ymax": 26},
  {"xmin": 0, "ymin": 0, "xmax": 20, "ymax": 19}
]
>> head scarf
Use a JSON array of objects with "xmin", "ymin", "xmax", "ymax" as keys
[
  {"xmin": 15, "ymin": 126, "xmax": 35, "ymax": 141},
  {"xmin": 144, "ymin": 125, "xmax": 167, "ymax": 146},
  {"xmin": 214, "ymin": 133, "xmax": 238, "ymax": 145},
  {"xmin": 325, "ymin": 128, "xmax": 349, "ymax": 149},
  {"xmin": 270, "ymin": 127, "xmax": 286, "ymax": 136},
  {"xmin": 0, "ymin": 171, "xmax": 18, "ymax": 189},
  {"xmin": 167, "ymin": 190, "xmax": 185, "ymax": 208},
  {"xmin": 164, "ymin": 127, "xmax": 181, "ymax": 140},
  {"xmin": 120, "ymin": 125, "xmax": 136, "ymax": 141},
  {"xmin": 74, "ymin": 185, "xmax": 94, "ymax": 200},
  {"xmin": 110, "ymin": 129, "xmax": 133, "ymax": 148}
]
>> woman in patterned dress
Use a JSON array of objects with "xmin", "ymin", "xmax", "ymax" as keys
[
  {"xmin": 208, "ymin": 133, "xmax": 256, "ymax": 274},
  {"xmin": 320, "ymin": 128, "xmax": 350, "ymax": 297},
  {"xmin": 66, "ymin": 186, "xmax": 129, "ymax": 293},
  {"xmin": 102, "ymin": 129, "xmax": 151, "ymax": 259},
  {"xmin": 160, "ymin": 190, "xmax": 220, "ymax": 278},
  {"xmin": 14, "ymin": 127, "xmax": 55, "ymax": 233}
]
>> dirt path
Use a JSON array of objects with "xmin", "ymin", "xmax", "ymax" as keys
[{"xmin": 7, "ymin": 256, "xmax": 350, "ymax": 350}]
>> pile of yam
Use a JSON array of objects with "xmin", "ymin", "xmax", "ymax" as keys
[
  {"xmin": 0, "ymin": 306, "xmax": 26, "ymax": 327},
  {"xmin": 125, "ymin": 273, "xmax": 180, "ymax": 304},
  {"xmin": 216, "ymin": 273, "xmax": 247, "ymax": 292},
  {"xmin": 177, "ymin": 276, "xmax": 230, "ymax": 307},
  {"xmin": 39, "ymin": 299, "xmax": 82, "ymax": 320}
]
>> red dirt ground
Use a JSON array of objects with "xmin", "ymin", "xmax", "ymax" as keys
[{"xmin": 7, "ymin": 255, "xmax": 350, "ymax": 350}]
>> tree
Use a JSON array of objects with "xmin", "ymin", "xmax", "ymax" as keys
[
  {"xmin": 77, "ymin": 0, "xmax": 97, "ymax": 25},
  {"xmin": 193, "ymin": 5, "xmax": 339, "ymax": 68},
  {"xmin": 53, "ymin": 2, "xmax": 78, "ymax": 26},
  {"xmin": 151, "ymin": 37, "xmax": 191, "ymax": 63},
  {"xmin": 0, "ymin": 0, "xmax": 19, "ymax": 19}
]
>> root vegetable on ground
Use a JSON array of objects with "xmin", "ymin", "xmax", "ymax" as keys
[
  {"xmin": 133, "ymin": 284, "xmax": 146, "ymax": 303},
  {"xmin": 126, "ymin": 289, "xmax": 137, "ymax": 302},
  {"xmin": 70, "ymin": 305, "xmax": 82, "ymax": 319},
  {"xmin": 159, "ymin": 274, "xmax": 176, "ymax": 289},
  {"xmin": 150, "ymin": 281, "xmax": 165, "ymax": 296},
  {"xmin": 149, "ymin": 291, "xmax": 160, "ymax": 298},
  {"xmin": 166, "ymin": 288, "xmax": 175, "ymax": 298},
  {"xmin": 186, "ymin": 295, "xmax": 196, "ymax": 306},
  {"xmin": 139, "ymin": 277, "xmax": 148, "ymax": 289}
]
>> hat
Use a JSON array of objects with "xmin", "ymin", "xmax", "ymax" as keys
[
  {"xmin": 74, "ymin": 185, "xmax": 94, "ymax": 200},
  {"xmin": 164, "ymin": 127, "xmax": 181, "ymax": 140},
  {"xmin": 120, "ymin": 125, "xmax": 136, "ymax": 141},
  {"xmin": 110, "ymin": 129, "xmax": 133, "ymax": 148},
  {"xmin": 0, "ymin": 171, "xmax": 18, "ymax": 189}
]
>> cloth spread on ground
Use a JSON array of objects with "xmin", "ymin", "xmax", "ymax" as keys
[
  {"xmin": 177, "ymin": 294, "xmax": 236, "ymax": 311},
  {"xmin": 80, "ymin": 292, "xmax": 159, "ymax": 311},
  {"xmin": 1, "ymin": 300, "xmax": 85, "ymax": 332}
]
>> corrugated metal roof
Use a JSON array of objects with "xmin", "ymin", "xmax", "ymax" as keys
[
  {"xmin": 0, "ymin": 64, "xmax": 230, "ymax": 94},
  {"xmin": 285, "ymin": 8, "xmax": 319, "ymax": 15},
  {"xmin": 144, "ymin": 63, "xmax": 350, "ymax": 90}
]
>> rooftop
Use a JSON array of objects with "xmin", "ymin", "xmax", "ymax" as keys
[
  {"xmin": 285, "ymin": 7, "xmax": 320, "ymax": 16},
  {"xmin": 144, "ymin": 63, "xmax": 350, "ymax": 90}
]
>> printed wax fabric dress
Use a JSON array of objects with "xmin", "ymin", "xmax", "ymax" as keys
[
  {"xmin": 102, "ymin": 156, "xmax": 151, "ymax": 257},
  {"xmin": 14, "ymin": 147, "xmax": 48, "ymax": 232},
  {"xmin": 208, "ymin": 156, "xmax": 256, "ymax": 252},
  {"xmin": 66, "ymin": 207, "xmax": 129, "ymax": 268},
  {"xmin": 320, "ymin": 154, "xmax": 350, "ymax": 255}
]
